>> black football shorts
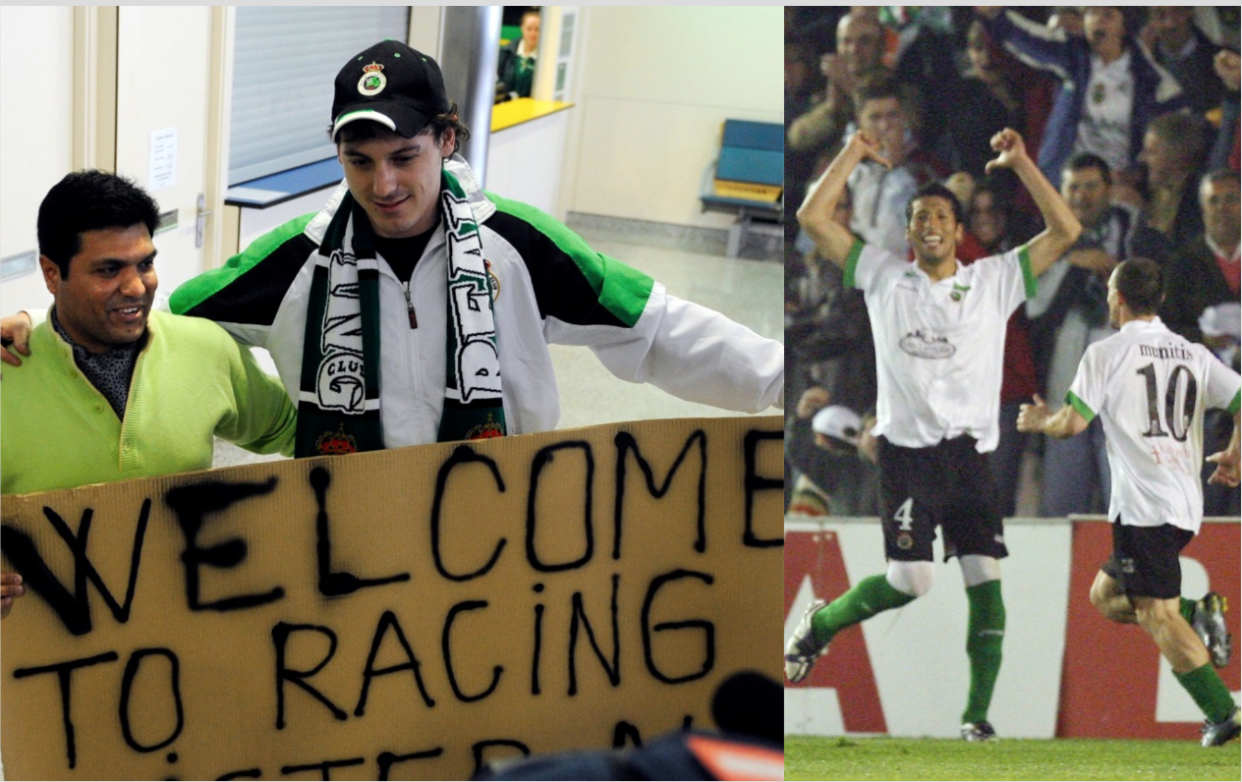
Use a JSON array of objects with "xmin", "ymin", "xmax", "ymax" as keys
[
  {"xmin": 876, "ymin": 435, "xmax": 1008, "ymax": 562},
  {"xmin": 1101, "ymin": 518, "xmax": 1194, "ymax": 599}
]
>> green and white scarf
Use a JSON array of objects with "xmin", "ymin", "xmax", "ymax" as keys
[{"xmin": 295, "ymin": 170, "xmax": 506, "ymax": 457}]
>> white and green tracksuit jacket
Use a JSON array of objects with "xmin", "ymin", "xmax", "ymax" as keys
[{"xmin": 170, "ymin": 157, "xmax": 783, "ymax": 448}]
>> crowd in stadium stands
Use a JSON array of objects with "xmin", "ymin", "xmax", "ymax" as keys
[{"xmin": 785, "ymin": 6, "xmax": 1242, "ymax": 518}]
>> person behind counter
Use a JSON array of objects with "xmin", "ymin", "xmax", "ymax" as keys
[{"xmin": 498, "ymin": 9, "xmax": 540, "ymax": 100}]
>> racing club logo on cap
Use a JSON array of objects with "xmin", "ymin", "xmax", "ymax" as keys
[{"xmin": 358, "ymin": 62, "xmax": 386, "ymax": 97}]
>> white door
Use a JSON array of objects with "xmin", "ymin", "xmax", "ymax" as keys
[
  {"xmin": 114, "ymin": 6, "xmax": 215, "ymax": 306},
  {"xmin": 0, "ymin": 6, "xmax": 75, "ymax": 315}
]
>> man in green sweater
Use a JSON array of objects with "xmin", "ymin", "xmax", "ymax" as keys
[{"xmin": 0, "ymin": 170, "xmax": 297, "ymax": 617}]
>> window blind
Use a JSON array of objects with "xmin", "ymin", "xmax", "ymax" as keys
[{"xmin": 229, "ymin": 6, "xmax": 411, "ymax": 185}]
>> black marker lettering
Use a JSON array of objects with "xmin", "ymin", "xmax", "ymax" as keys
[
  {"xmin": 272, "ymin": 623, "xmax": 347, "ymax": 728},
  {"xmin": 568, "ymin": 574, "xmax": 621, "ymax": 695},
  {"xmin": 280, "ymin": 757, "xmax": 363, "ymax": 780},
  {"xmin": 119, "ymin": 648, "xmax": 184, "ymax": 753},
  {"xmin": 641, "ymin": 569, "xmax": 716, "ymax": 683},
  {"xmin": 613, "ymin": 720, "xmax": 642, "ymax": 748},
  {"xmin": 165, "ymin": 479, "xmax": 285, "ymax": 611},
  {"xmin": 471, "ymin": 739, "xmax": 530, "ymax": 778},
  {"xmin": 354, "ymin": 610, "xmax": 435, "ymax": 716},
  {"xmin": 613, "ymin": 430, "xmax": 706, "ymax": 558},
  {"xmin": 309, "ymin": 468, "xmax": 410, "ymax": 597},
  {"xmin": 531, "ymin": 587, "xmax": 545, "ymax": 695},
  {"xmin": 430, "ymin": 446, "xmax": 507, "ymax": 581},
  {"xmin": 527, "ymin": 441, "xmax": 594, "ymax": 572},
  {"xmin": 13, "ymin": 651, "xmax": 119, "ymax": 769},
  {"xmin": 443, "ymin": 600, "xmax": 503, "ymax": 702},
  {"xmin": 0, "ymin": 500, "xmax": 150, "ymax": 635},
  {"xmin": 375, "ymin": 747, "xmax": 443, "ymax": 780},
  {"xmin": 743, "ymin": 430, "xmax": 783, "ymax": 548}
]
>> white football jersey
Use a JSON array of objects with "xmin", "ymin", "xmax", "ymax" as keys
[
  {"xmin": 847, "ymin": 239, "xmax": 1032, "ymax": 452},
  {"xmin": 1067, "ymin": 317, "xmax": 1242, "ymax": 532}
]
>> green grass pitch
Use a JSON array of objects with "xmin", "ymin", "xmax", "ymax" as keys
[{"xmin": 784, "ymin": 735, "xmax": 1242, "ymax": 781}]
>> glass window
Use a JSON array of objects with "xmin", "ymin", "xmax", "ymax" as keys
[{"xmin": 229, "ymin": 6, "xmax": 410, "ymax": 185}]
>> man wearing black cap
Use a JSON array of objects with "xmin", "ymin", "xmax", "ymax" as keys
[{"xmin": 161, "ymin": 40, "xmax": 783, "ymax": 455}]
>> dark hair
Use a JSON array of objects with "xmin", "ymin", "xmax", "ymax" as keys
[
  {"xmin": 37, "ymin": 170, "xmax": 160, "ymax": 279},
  {"xmin": 1064, "ymin": 152, "xmax": 1112, "ymax": 186},
  {"xmin": 968, "ymin": 177, "xmax": 1015, "ymax": 226},
  {"xmin": 1114, "ymin": 257, "xmax": 1163, "ymax": 315},
  {"xmin": 906, "ymin": 182, "xmax": 964, "ymax": 226},
  {"xmin": 853, "ymin": 71, "xmax": 903, "ymax": 111},
  {"xmin": 971, "ymin": 177, "xmax": 1013, "ymax": 211},
  {"xmin": 1118, "ymin": 7, "xmax": 1144, "ymax": 36},
  {"xmin": 331, "ymin": 102, "xmax": 471, "ymax": 155},
  {"xmin": 852, "ymin": 71, "xmax": 922, "ymax": 132},
  {"xmin": 1085, "ymin": 6, "xmax": 1142, "ymax": 36}
]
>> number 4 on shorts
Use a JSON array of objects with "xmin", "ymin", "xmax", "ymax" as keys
[{"xmin": 894, "ymin": 497, "xmax": 914, "ymax": 531}]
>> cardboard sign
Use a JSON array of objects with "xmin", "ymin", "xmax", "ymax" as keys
[{"xmin": 1, "ymin": 416, "xmax": 782, "ymax": 780}]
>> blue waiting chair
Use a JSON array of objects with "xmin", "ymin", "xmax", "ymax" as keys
[{"xmin": 699, "ymin": 120, "xmax": 783, "ymax": 257}]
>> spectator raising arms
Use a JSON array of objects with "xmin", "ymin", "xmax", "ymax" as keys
[{"xmin": 977, "ymin": 6, "xmax": 1186, "ymax": 189}]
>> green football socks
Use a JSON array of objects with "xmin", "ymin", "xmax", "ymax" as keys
[
  {"xmin": 1175, "ymin": 663, "xmax": 1236, "ymax": 724},
  {"xmin": 963, "ymin": 579, "xmax": 1006, "ymax": 725},
  {"xmin": 1178, "ymin": 597, "xmax": 1196, "ymax": 625},
  {"xmin": 811, "ymin": 574, "xmax": 916, "ymax": 646}
]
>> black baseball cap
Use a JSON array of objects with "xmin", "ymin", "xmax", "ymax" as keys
[{"xmin": 331, "ymin": 40, "xmax": 449, "ymax": 141}]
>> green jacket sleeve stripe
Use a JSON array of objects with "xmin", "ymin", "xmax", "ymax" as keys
[
  {"xmin": 487, "ymin": 192, "xmax": 654, "ymax": 328},
  {"xmin": 170, "ymin": 213, "xmax": 316, "ymax": 321}
]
